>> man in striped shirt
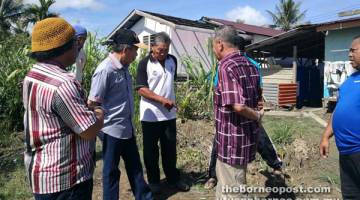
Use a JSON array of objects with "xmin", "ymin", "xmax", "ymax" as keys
[
  {"xmin": 212, "ymin": 26, "xmax": 264, "ymax": 198},
  {"xmin": 23, "ymin": 17, "xmax": 104, "ymax": 200}
]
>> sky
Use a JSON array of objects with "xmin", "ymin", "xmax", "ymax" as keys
[{"xmin": 23, "ymin": 0, "xmax": 360, "ymax": 38}]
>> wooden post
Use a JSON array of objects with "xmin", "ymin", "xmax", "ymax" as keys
[{"xmin": 293, "ymin": 45, "xmax": 298, "ymax": 83}]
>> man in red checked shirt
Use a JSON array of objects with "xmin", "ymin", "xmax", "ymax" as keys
[{"xmin": 212, "ymin": 26, "xmax": 264, "ymax": 199}]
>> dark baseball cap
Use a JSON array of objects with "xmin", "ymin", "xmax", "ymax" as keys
[{"xmin": 108, "ymin": 29, "xmax": 148, "ymax": 49}]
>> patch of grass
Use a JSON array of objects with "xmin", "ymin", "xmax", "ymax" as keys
[
  {"xmin": 177, "ymin": 148, "xmax": 207, "ymax": 173},
  {"xmin": 317, "ymin": 172, "xmax": 340, "ymax": 186},
  {"xmin": 0, "ymin": 132, "xmax": 31, "ymax": 200},
  {"xmin": 271, "ymin": 123, "xmax": 293, "ymax": 145},
  {"xmin": 0, "ymin": 168, "xmax": 32, "ymax": 200},
  {"xmin": 262, "ymin": 116, "xmax": 324, "ymax": 146}
]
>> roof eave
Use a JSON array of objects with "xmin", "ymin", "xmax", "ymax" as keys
[
  {"xmin": 316, "ymin": 19, "xmax": 360, "ymax": 32},
  {"xmin": 245, "ymin": 25, "xmax": 317, "ymax": 51},
  {"xmin": 106, "ymin": 9, "xmax": 177, "ymax": 41},
  {"xmin": 174, "ymin": 24, "xmax": 215, "ymax": 33}
]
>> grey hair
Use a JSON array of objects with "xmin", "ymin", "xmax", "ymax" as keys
[
  {"xmin": 214, "ymin": 26, "xmax": 244, "ymax": 49},
  {"xmin": 353, "ymin": 35, "xmax": 360, "ymax": 41},
  {"xmin": 153, "ymin": 32, "xmax": 171, "ymax": 46},
  {"xmin": 112, "ymin": 43, "xmax": 131, "ymax": 53}
]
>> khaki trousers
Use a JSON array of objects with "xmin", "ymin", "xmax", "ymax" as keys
[{"xmin": 215, "ymin": 159, "xmax": 247, "ymax": 199}]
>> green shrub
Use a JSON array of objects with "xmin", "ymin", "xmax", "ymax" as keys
[
  {"xmin": 271, "ymin": 122, "xmax": 294, "ymax": 145},
  {"xmin": 0, "ymin": 33, "xmax": 32, "ymax": 131},
  {"xmin": 176, "ymin": 39, "xmax": 217, "ymax": 120},
  {"xmin": 82, "ymin": 33, "xmax": 107, "ymax": 94}
]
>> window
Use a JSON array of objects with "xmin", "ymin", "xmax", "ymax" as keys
[{"xmin": 143, "ymin": 34, "xmax": 155, "ymax": 46}]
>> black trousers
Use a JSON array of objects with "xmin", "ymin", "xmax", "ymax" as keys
[
  {"xmin": 208, "ymin": 124, "xmax": 282, "ymax": 178},
  {"xmin": 340, "ymin": 152, "xmax": 360, "ymax": 199},
  {"xmin": 141, "ymin": 119, "xmax": 180, "ymax": 184}
]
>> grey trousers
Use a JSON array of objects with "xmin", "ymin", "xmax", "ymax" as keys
[{"xmin": 215, "ymin": 159, "xmax": 247, "ymax": 199}]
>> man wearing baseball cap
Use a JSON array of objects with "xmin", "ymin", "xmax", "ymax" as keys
[
  {"xmin": 23, "ymin": 17, "xmax": 104, "ymax": 200},
  {"xmin": 71, "ymin": 24, "xmax": 88, "ymax": 83},
  {"xmin": 88, "ymin": 29, "xmax": 153, "ymax": 200}
]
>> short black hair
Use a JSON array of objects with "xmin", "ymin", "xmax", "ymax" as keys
[{"xmin": 29, "ymin": 38, "xmax": 75, "ymax": 61}]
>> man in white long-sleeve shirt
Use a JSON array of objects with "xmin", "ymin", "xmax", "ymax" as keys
[{"xmin": 71, "ymin": 24, "xmax": 87, "ymax": 83}]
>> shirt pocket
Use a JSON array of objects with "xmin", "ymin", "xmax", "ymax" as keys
[
  {"xmin": 149, "ymin": 69, "xmax": 164, "ymax": 82},
  {"xmin": 110, "ymin": 72, "xmax": 128, "ymax": 100}
]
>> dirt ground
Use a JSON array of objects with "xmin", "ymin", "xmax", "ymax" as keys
[{"xmin": 91, "ymin": 110, "xmax": 342, "ymax": 200}]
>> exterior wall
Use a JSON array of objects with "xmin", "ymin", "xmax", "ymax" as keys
[
  {"xmin": 170, "ymin": 28, "xmax": 214, "ymax": 77},
  {"xmin": 131, "ymin": 17, "xmax": 171, "ymax": 48},
  {"xmin": 323, "ymin": 26, "xmax": 360, "ymax": 98},
  {"xmin": 325, "ymin": 27, "xmax": 360, "ymax": 61}
]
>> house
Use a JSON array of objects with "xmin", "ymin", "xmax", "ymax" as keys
[
  {"xmin": 106, "ymin": 9, "xmax": 217, "ymax": 77},
  {"xmin": 246, "ymin": 16, "xmax": 360, "ymax": 109},
  {"xmin": 316, "ymin": 17, "xmax": 360, "ymax": 100},
  {"xmin": 107, "ymin": 9, "xmax": 282, "ymax": 77}
]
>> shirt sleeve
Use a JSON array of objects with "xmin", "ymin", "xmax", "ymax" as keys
[
  {"xmin": 53, "ymin": 80, "xmax": 97, "ymax": 135},
  {"xmin": 135, "ymin": 58, "xmax": 149, "ymax": 90},
  {"xmin": 88, "ymin": 69, "xmax": 108, "ymax": 103},
  {"xmin": 169, "ymin": 54, "xmax": 178, "ymax": 80},
  {"xmin": 219, "ymin": 65, "xmax": 246, "ymax": 106}
]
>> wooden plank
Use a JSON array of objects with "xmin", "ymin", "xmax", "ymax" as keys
[
  {"xmin": 279, "ymin": 85, "xmax": 297, "ymax": 89},
  {"xmin": 279, "ymin": 93, "xmax": 297, "ymax": 98},
  {"xmin": 279, "ymin": 88, "xmax": 297, "ymax": 91},
  {"xmin": 278, "ymin": 98, "xmax": 297, "ymax": 102},
  {"xmin": 279, "ymin": 96, "xmax": 297, "ymax": 101},
  {"xmin": 279, "ymin": 85, "xmax": 297, "ymax": 88},
  {"xmin": 279, "ymin": 100, "xmax": 297, "ymax": 105},
  {"xmin": 263, "ymin": 89, "xmax": 279, "ymax": 93},
  {"xmin": 279, "ymin": 88, "xmax": 296, "ymax": 92},
  {"xmin": 278, "ymin": 83, "xmax": 297, "ymax": 87},
  {"xmin": 264, "ymin": 92, "xmax": 278, "ymax": 96}
]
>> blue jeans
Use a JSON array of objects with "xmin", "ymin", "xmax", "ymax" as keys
[
  {"xmin": 102, "ymin": 134, "xmax": 153, "ymax": 200},
  {"xmin": 33, "ymin": 179, "xmax": 93, "ymax": 200}
]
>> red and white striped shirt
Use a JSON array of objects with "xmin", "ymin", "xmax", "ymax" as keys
[{"xmin": 22, "ymin": 62, "xmax": 97, "ymax": 194}]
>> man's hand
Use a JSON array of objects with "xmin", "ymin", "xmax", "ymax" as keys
[
  {"xmin": 319, "ymin": 137, "xmax": 330, "ymax": 159},
  {"xmin": 258, "ymin": 109, "xmax": 265, "ymax": 122},
  {"xmin": 94, "ymin": 106, "xmax": 105, "ymax": 123},
  {"xmin": 319, "ymin": 114, "xmax": 334, "ymax": 159},
  {"xmin": 161, "ymin": 98, "xmax": 175, "ymax": 111}
]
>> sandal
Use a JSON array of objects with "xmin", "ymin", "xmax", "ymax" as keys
[{"xmin": 204, "ymin": 178, "xmax": 217, "ymax": 189}]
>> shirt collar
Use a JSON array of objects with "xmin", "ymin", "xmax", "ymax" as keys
[
  {"xmin": 39, "ymin": 60, "xmax": 67, "ymax": 72},
  {"xmin": 42, "ymin": 60, "xmax": 66, "ymax": 69},
  {"xmin": 109, "ymin": 53, "xmax": 127, "ymax": 70},
  {"xmin": 149, "ymin": 54, "xmax": 171, "ymax": 63},
  {"xmin": 219, "ymin": 50, "xmax": 242, "ymax": 65}
]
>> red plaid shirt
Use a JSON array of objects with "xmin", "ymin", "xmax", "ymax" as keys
[
  {"xmin": 22, "ymin": 62, "xmax": 97, "ymax": 194},
  {"xmin": 214, "ymin": 51, "xmax": 261, "ymax": 166}
]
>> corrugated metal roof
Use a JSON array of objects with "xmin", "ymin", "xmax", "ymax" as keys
[
  {"xmin": 314, "ymin": 16, "xmax": 360, "ymax": 27},
  {"xmin": 245, "ymin": 25, "xmax": 325, "ymax": 59},
  {"xmin": 140, "ymin": 10, "xmax": 217, "ymax": 30}
]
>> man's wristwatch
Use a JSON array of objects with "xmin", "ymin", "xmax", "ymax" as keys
[{"xmin": 93, "ymin": 106, "xmax": 105, "ymax": 113}]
